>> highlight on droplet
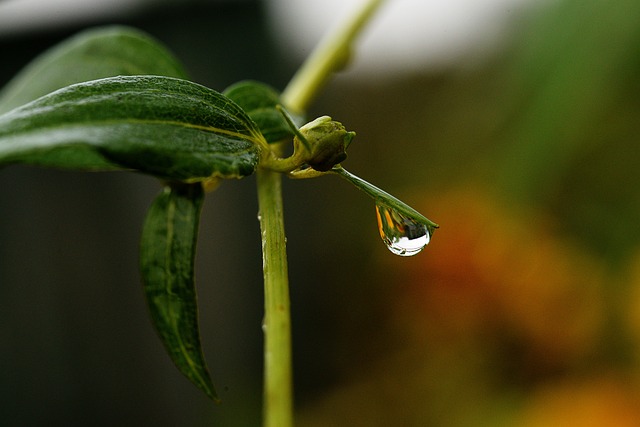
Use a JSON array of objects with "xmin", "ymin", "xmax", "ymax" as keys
[{"xmin": 375, "ymin": 203, "xmax": 431, "ymax": 256}]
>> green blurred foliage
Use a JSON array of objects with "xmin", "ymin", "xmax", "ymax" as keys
[{"xmin": 293, "ymin": 0, "xmax": 640, "ymax": 426}]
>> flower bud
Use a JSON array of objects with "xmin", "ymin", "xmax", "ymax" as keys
[{"xmin": 295, "ymin": 116, "xmax": 356, "ymax": 172}]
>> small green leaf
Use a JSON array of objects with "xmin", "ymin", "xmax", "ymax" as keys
[
  {"xmin": 0, "ymin": 75, "xmax": 264, "ymax": 181},
  {"xmin": 140, "ymin": 183, "xmax": 218, "ymax": 401},
  {"xmin": 331, "ymin": 166, "xmax": 438, "ymax": 233},
  {"xmin": 224, "ymin": 80, "xmax": 304, "ymax": 143},
  {"xmin": 0, "ymin": 26, "xmax": 188, "ymax": 114}
]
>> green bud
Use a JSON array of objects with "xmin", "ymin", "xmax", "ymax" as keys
[{"xmin": 295, "ymin": 116, "xmax": 356, "ymax": 172}]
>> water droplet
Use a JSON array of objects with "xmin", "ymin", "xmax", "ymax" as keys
[{"xmin": 375, "ymin": 204, "xmax": 431, "ymax": 256}]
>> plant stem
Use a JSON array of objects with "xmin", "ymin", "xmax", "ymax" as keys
[
  {"xmin": 257, "ymin": 162, "xmax": 293, "ymax": 427},
  {"xmin": 281, "ymin": 0, "xmax": 386, "ymax": 112},
  {"xmin": 257, "ymin": 1, "xmax": 387, "ymax": 426}
]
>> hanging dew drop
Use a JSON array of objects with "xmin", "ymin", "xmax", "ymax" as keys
[
  {"xmin": 329, "ymin": 165, "xmax": 437, "ymax": 255},
  {"xmin": 375, "ymin": 204, "xmax": 431, "ymax": 256}
]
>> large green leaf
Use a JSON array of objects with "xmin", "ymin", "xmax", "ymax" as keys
[
  {"xmin": 0, "ymin": 26, "xmax": 187, "ymax": 114},
  {"xmin": 140, "ymin": 183, "xmax": 217, "ymax": 401},
  {"xmin": 0, "ymin": 75, "xmax": 265, "ymax": 181},
  {"xmin": 224, "ymin": 80, "xmax": 304, "ymax": 144}
]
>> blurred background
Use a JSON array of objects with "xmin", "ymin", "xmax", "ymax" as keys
[{"xmin": 1, "ymin": 0, "xmax": 640, "ymax": 425}]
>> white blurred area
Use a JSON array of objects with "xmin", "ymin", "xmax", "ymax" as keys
[
  {"xmin": 266, "ymin": 0, "xmax": 546, "ymax": 75},
  {"xmin": 0, "ymin": 0, "xmax": 149, "ymax": 35},
  {"xmin": 0, "ymin": 0, "xmax": 546, "ymax": 74}
]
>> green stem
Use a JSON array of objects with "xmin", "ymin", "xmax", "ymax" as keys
[
  {"xmin": 257, "ymin": 1, "xmax": 387, "ymax": 426},
  {"xmin": 281, "ymin": 0, "xmax": 387, "ymax": 112},
  {"xmin": 257, "ymin": 164, "xmax": 293, "ymax": 427}
]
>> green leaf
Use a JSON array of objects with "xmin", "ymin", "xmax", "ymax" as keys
[
  {"xmin": 224, "ymin": 80, "xmax": 304, "ymax": 144},
  {"xmin": 0, "ymin": 26, "xmax": 188, "ymax": 114},
  {"xmin": 140, "ymin": 183, "xmax": 218, "ymax": 401},
  {"xmin": 331, "ymin": 166, "xmax": 439, "ymax": 233},
  {"xmin": 0, "ymin": 75, "xmax": 265, "ymax": 181}
]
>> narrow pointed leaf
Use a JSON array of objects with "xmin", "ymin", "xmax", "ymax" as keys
[
  {"xmin": 224, "ymin": 80, "xmax": 304, "ymax": 143},
  {"xmin": 0, "ymin": 76, "xmax": 264, "ymax": 180},
  {"xmin": 140, "ymin": 183, "xmax": 217, "ymax": 401},
  {"xmin": 331, "ymin": 166, "xmax": 439, "ymax": 233},
  {"xmin": 0, "ymin": 26, "xmax": 187, "ymax": 114}
]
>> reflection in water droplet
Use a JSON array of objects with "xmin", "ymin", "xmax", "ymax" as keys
[{"xmin": 375, "ymin": 204, "xmax": 431, "ymax": 256}]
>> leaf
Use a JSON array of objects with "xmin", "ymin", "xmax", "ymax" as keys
[
  {"xmin": 140, "ymin": 183, "xmax": 218, "ymax": 401},
  {"xmin": 0, "ymin": 26, "xmax": 188, "ymax": 114},
  {"xmin": 224, "ymin": 80, "xmax": 304, "ymax": 144},
  {"xmin": 0, "ymin": 75, "xmax": 265, "ymax": 181},
  {"xmin": 331, "ymin": 166, "xmax": 439, "ymax": 233}
]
